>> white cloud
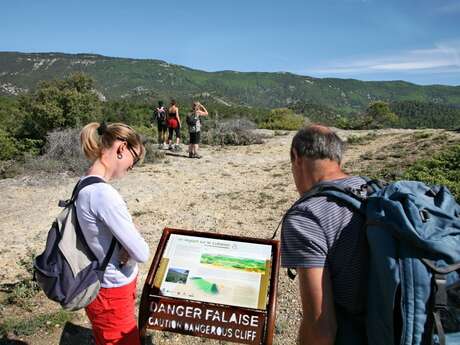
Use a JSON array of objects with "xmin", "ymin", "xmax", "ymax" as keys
[{"xmin": 308, "ymin": 40, "xmax": 460, "ymax": 75}]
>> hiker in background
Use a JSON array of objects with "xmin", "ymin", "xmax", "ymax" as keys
[
  {"xmin": 280, "ymin": 125, "xmax": 368, "ymax": 345},
  {"xmin": 78, "ymin": 122, "xmax": 150, "ymax": 345},
  {"xmin": 167, "ymin": 99, "xmax": 181, "ymax": 151},
  {"xmin": 186, "ymin": 101, "xmax": 208, "ymax": 158},
  {"xmin": 154, "ymin": 100, "xmax": 167, "ymax": 149}
]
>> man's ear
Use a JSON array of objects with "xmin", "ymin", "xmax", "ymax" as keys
[{"xmin": 291, "ymin": 148, "xmax": 300, "ymax": 166}]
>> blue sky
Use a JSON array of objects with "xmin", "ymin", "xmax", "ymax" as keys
[{"xmin": 1, "ymin": 0, "xmax": 459, "ymax": 85}]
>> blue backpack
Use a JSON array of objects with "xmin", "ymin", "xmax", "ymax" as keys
[
  {"xmin": 287, "ymin": 179, "xmax": 460, "ymax": 345},
  {"xmin": 33, "ymin": 177, "xmax": 117, "ymax": 310}
]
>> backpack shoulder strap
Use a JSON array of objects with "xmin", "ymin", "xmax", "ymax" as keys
[
  {"xmin": 274, "ymin": 180, "xmax": 370, "ymax": 280},
  {"xmin": 70, "ymin": 176, "xmax": 118, "ymax": 270},
  {"xmin": 421, "ymin": 259, "xmax": 460, "ymax": 345},
  {"xmin": 271, "ymin": 179, "xmax": 369, "ymax": 240},
  {"xmin": 71, "ymin": 176, "xmax": 106, "ymax": 202},
  {"xmin": 296, "ymin": 181, "xmax": 366, "ymax": 214},
  {"xmin": 99, "ymin": 237, "xmax": 118, "ymax": 271}
]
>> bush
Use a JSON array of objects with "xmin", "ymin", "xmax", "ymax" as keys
[
  {"xmin": 403, "ymin": 145, "xmax": 460, "ymax": 200},
  {"xmin": 23, "ymin": 128, "xmax": 89, "ymax": 175},
  {"xmin": 259, "ymin": 108, "xmax": 306, "ymax": 130},
  {"xmin": 103, "ymin": 100, "xmax": 152, "ymax": 127},
  {"xmin": 0, "ymin": 96, "xmax": 24, "ymax": 136},
  {"xmin": 133, "ymin": 125, "xmax": 157, "ymax": 144},
  {"xmin": 0, "ymin": 129, "xmax": 19, "ymax": 160},
  {"xmin": 0, "ymin": 250, "xmax": 40, "ymax": 311},
  {"xmin": 347, "ymin": 132, "xmax": 378, "ymax": 145},
  {"xmin": 201, "ymin": 118, "xmax": 263, "ymax": 146},
  {"xmin": 142, "ymin": 142, "xmax": 165, "ymax": 164}
]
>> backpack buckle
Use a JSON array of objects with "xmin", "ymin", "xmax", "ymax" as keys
[
  {"xmin": 58, "ymin": 199, "xmax": 71, "ymax": 208},
  {"xmin": 434, "ymin": 274, "xmax": 448, "ymax": 308},
  {"xmin": 420, "ymin": 209, "xmax": 430, "ymax": 222}
]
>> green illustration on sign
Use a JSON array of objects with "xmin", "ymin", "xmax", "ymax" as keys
[
  {"xmin": 200, "ymin": 254, "xmax": 267, "ymax": 273},
  {"xmin": 189, "ymin": 277, "xmax": 219, "ymax": 294}
]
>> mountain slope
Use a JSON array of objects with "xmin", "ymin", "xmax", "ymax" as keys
[{"xmin": 1, "ymin": 51, "xmax": 460, "ymax": 111}]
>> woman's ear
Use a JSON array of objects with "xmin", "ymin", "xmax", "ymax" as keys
[{"xmin": 116, "ymin": 142, "xmax": 126, "ymax": 155}]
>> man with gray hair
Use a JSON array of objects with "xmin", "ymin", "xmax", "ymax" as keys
[{"xmin": 281, "ymin": 125, "xmax": 368, "ymax": 345}]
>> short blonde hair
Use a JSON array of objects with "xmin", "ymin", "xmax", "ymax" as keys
[{"xmin": 80, "ymin": 122, "xmax": 145, "ymax": 162}]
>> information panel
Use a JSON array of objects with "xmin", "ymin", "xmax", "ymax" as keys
[
  {"xmin": 157, "ymin": 234, "xmax": 272, "ymax": 309},
  {"xmin": 139, "ymin": 228, "xmax": 280, "ymax": 345}
]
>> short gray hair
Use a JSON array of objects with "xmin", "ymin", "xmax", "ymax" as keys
[{"xmin": 290, "ymin": 126, "xmax": 345, "ymax": 164}]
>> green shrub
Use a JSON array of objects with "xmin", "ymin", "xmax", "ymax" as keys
[
  {"xmin": 133, "ymin": 125, "xmax": 157, "ymax": 144},
  {"xmin": 16, "ymin": 138, "xmax": 42, "ymax": 156},
  {"xmin": 1, "ymin": 250, "xmax": 40, "ymax": 310},
  {"xmin": 0, "ymin": 96, "xmax": 24, "ymax": 135},
  {"xmin": 335, "ymin": 116, "xmax": 353, "ymax": 129},
  {"xmin": 347, "ymin": 134, "xmax": 364, "ymax": 145},
  {"xmin": 0, "ymin": 129, "xmax": 19, "ymax": 160},
  {"xmin": 0, "ymin": 130, "xmax": 42, "ymax": 162},
  {"xmin": 412, "ymin": 131, "xmax": 432, "ymax": 140},
  {"xmin": 259, "ymin": 108, "xmax": 305, "ymax": 130},
  {"xmin": 103, "ymin": 100, "xmax": 152, "ymax": 127},
  {"xmin": 347, "ymin": 132, "xmax": 378, "ymax": 145},
  {"xmin": 403, "ymin": 145, "xmax": 460, "ymax": 200}
]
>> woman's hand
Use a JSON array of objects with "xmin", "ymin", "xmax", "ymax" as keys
[{"xmin": 118, "ymin": 247, "xmax": 131, "ymax": 266}]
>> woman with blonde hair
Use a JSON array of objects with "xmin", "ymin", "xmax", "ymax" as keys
[
  {"xmin": 187, "ymin": 101, "xmax": 208, "ymax": 158},
  {"xmin": 77, "ymin": 122, "xmax": 150, "ymax": 345}
]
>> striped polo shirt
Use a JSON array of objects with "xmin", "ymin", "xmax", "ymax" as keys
[{"xmin": 281, "ymin": 176, "xmax": 368, "ymax": 313}]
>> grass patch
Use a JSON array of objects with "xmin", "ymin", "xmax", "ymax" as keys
[
  {"xmin": 346, "ymin": 132, "xmax": 460, "ymax": 187},
  {"xmin": 360, "ymin": 153, "xmax": 373, "ymax": 161},
  {"xmin": 274, "ymin": 130, "xmax": 289, "ymax": 136},
  {"xmin": 403, "ymin": 144, "xmax": 460, "ymax": 200},
  {"xmin": 0, "ymin": 250, "xmax": 40, "ymax": 310},
  {"xmin": 347, "ymin": 132, "xmax": 378, "ymax": 145},
  {"xmin": 412, "ymin": 131, "xmax": 432, "ymax": 140},
  {"xmin": 0, "ymin": 310, "xmax": 73, "ymax": 337},
  {"xmin": 258, "ymin": 192, "xmax": 274, "ymax": 204},
  {"xmin": 276, "ymin": 198, "xmax": 290, "ymax": 205}
]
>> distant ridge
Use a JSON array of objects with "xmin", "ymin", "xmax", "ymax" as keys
[{"xmin": 1, "ymin": 51, "xmax": 459, "ymax": 111}]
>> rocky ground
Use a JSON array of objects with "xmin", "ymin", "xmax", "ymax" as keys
[{"xmin": 0, "ymin": 128, "xmax": 458, "ymax": 345}]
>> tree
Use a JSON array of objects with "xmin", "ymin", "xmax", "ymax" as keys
[
  {"xmin": 19, "ymin": 73, "xmax": 102, "ymax": 140},
  {"xmin": 364, "ymin": 101, "xmax": 399, "ymax": 128}
]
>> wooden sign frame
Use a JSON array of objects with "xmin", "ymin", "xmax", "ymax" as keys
[{"xmin": 139, "ymin": 228, "xmax": 280, "ymax": 345}]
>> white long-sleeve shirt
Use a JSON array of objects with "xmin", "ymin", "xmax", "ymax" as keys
[{"xmin": 75, "ymin": 175, "xmax": 150, "ymax": 288}]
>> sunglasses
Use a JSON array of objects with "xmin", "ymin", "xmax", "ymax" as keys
[{"xmin": 117, "ymin": 137, "xmax": 140, "ymax": 167}]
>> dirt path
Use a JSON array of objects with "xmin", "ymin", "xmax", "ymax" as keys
[{"xmin": 0, "ymin": 128, "xmax": 448, "ymax": 345}]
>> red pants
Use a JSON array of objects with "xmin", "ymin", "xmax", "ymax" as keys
[{"xmin": 85, "ymin": 278, "xmax": 140, "ymax": 345}]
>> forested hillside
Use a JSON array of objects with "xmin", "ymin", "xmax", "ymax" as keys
[{"xmin": 1, "ymin": 52, "xmax": 460, "ymax": 112}]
